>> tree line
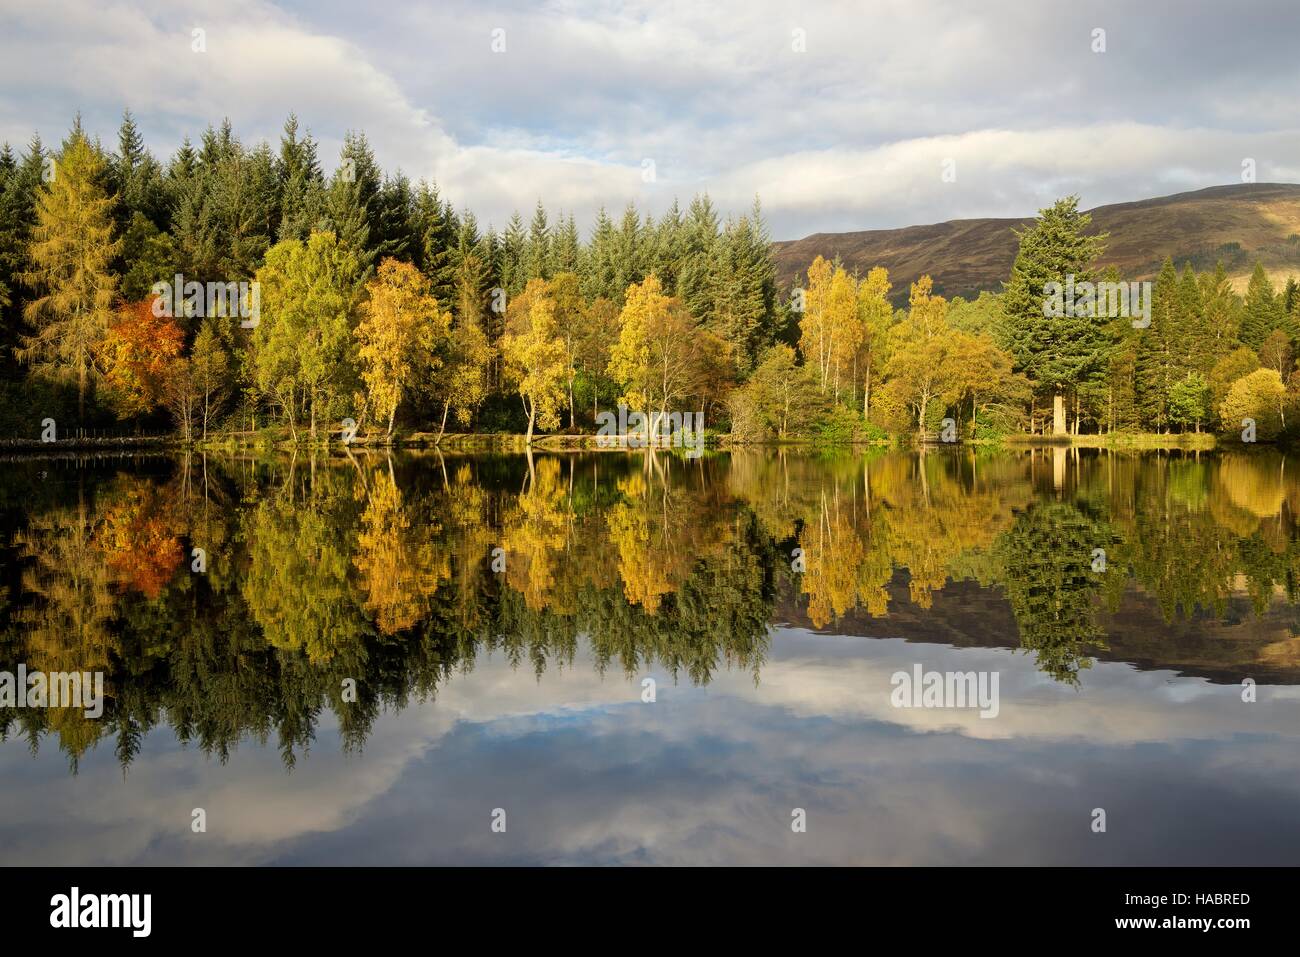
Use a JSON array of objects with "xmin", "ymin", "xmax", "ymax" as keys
[{"xmin": 3, "ymin": 113, "xmax": 1299, "ymax": 443}]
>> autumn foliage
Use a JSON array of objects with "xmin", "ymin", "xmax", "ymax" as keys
[{"xmin": 98, "ymin": 297, "xmax": 184, "ymax": 418}]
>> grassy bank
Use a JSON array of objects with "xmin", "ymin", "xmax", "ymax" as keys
[{"xmin": 1003, "ymin": 432, "xmax": 1218, "ymax": 450}]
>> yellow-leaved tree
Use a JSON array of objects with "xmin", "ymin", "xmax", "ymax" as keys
[
  {"xmin": 856, "ymin": 266, "xmax": 893, "ymax": 420},
  {"xmin": 21, "ymin": 131, "xmax": 121, "ymax": 421},
  {"xmin": 355, "ymin": 258, "xmax": 448, "ymax": 438},
  {"xmin": 799, "ymin": 255, "xmax": 834, "ymax": 392},
  {"xmin": 608, "ymin": 274, "xmax": 725, "ymax": 438},
  {"xmin": 501, "ymin": 278, "xmax": 569, "ymax": 443}
]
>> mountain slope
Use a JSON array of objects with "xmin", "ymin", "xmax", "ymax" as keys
[{"xmin": 772, "ymin": 183, "xmax": 1300, "ymax": 303}]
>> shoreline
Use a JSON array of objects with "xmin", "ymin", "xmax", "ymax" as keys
[{"xmin": 0, "ymin": 430, "xmax": 1256, "ymax": 455}]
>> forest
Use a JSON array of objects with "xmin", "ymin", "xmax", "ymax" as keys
[{"xmin": 3, "ymin": 112, "xmax": 1300, "ymax": 445}]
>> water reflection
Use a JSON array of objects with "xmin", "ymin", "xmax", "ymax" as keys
[{"xmin": 2, "ymin": 446, "xmax": 1300, "ymax": 779}]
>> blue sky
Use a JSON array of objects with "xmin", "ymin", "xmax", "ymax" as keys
[{"xmin": 1, "ymin": 0, "xmax": 1298, "ymax": 239}]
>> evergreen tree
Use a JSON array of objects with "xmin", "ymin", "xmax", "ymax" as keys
[
  {"xmin": 169, "ymin": 136, "xmax": 219, "ymax": 278},
  {"xmin": 611, "ymin": 204, "xmax": 645, "ymax": 296},
  {"xmin": 524, "ymin": 200, "xmax": 550, "ymax": 281},
  {"xmin": 1175, "ymin": 262, "xmax": 1211, "ymax": 374},
  {"xmin": 213, "ymin": 138, "xmax": 277, "ymax": 277},
  {"xmin": 275, "ymin": 114, "xmax": 324, "ymax": 242},
  {"xmin": 1198, "ymin": 261, "xmax": 1241, "ymax": 356},
  {"xmin": 1134, "ymin": 258, "xmax": 1180, "ymax": 431},
  {"xmin": 110, "ymin": 109, "xmax": 166, "ymax": 230},
  {"xmin": 648, "ymin": 199, "xmax": 686, "ymax": 291},
  {"xmin": 1000, "ymin": 196, "xmax": 1108, "ymax": 433},
  {"xmin": 500, "ymin": 211, "xmax": 528, "ymax": 295},
  {"xmin": 412, "ymin": 181, "xmax": 457, "ymax": 306},
  {"xmin": 0, "ymin": 137, "xmax": 45, "ymax": 367},
  {"xmin": 677, "ymin": 194, "xmax": 721, "ymax": 321},
  {"xmin": 707, "ymin": 199, "xmax": 777, "ymax": 376},
  {"xmin": 550, "ymin": 213, "xmax": 581, "ymax": 276},
  {"xmin": 1240, "ymin": 262, "xmax": 1282, "ymax": 349},
  {"xmin": 375, "ymin": 171, "xmax": 416, "ymax": 261},
  {"xmin": 581, "ymin": 206, "xmax": 619, "ymax": 302}
]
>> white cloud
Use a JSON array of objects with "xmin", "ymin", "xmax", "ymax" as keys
[{"xmin": 1, "ymin": 0, "xmax": 1298, "ymax": 237}]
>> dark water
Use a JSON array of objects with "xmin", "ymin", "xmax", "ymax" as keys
[{"xmin": 2, "ymin": 446, "xmax": 1299, "ymax": 865}]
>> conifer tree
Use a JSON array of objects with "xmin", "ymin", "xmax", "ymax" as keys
[
  {"xmin": 1240, "ymin": 262, "xmax": 1282, "ymax": 349},
  {"xmin": 20, "ymin": 130, "xmax": 121, "ymax": 420},
  {"xmin": 524, "ymin": 201, "xmax": 550, "ymax": 282},
  {"xmin": 500, "ymin": 211, "xmax": 528, "ymax": 295},
  {"xmin": 1000, "ymin": 196, "xmax": 1108, "ymax": 434}
]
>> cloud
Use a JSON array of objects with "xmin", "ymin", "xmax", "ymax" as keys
[
  {"xmin": 4, "ymin": 633, "xmax": 1300, "ymax": 864},
  {"xmin": 1, "ymin": 0, "xmax": 1298, "ymax": 237}
]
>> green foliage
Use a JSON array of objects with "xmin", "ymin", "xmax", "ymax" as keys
[
  {"xmin": 1167, "ymin": 372, "xmax": 1211, "ymax": 431},
  {"xmin": 1000, "ymin": 196, "xmax": 1109, "ymax": 398}
]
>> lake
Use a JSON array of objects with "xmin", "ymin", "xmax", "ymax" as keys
[{"xmin": 2, "ymin": 446, "xmax": 1299, "ymax": 865}]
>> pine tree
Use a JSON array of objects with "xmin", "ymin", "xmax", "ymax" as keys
[
  {"xmin": 550, "ymin": 213, "xmax": 581, "ymax": 276},
  {"xmin": 412, "ymin": 181, "xmax": 457, "ymax": 306},
  {"xmin": 1198, "ymin": 261, "xmax": 1241, "ymax": 355},
  {"xmin": 1000, "ymin": 195, "xmax": 1108, "ymax": 434},
  {"xmin": 500, "ymin": 211, "xmax": 527, "ymax": 295},
  {"xmin": 524, "ymin": 200, "xmax": 550, "ymax": 281},
  {"xmin": 581, "ymin": 206, "xmax": 618, "ymax": 302},
  {"xmin": 1175, "ymin": 262, "xmax": 1211, "ymax": 374},
  {"xmin": 110, "ymin": 109, "xmax": 166, "ymax": 230},
  {"xmin": 275, "ymin": 114, "xmax": 324, "ymax": 242},
  {"xmin": 213, "ymin": 137, "xmax": 277, "ymax": 277},
  {"xmin": 1240, "ymin": 262, "xmax": 1282, "ymax": 349},
  {"xmin": 0, "ymin": 137, "xmax": 45, "ymax": 367},
  {"xmin": 677, "ymin": 194, "xmax": 720, "ymax": 321},
  {"xmin": 611, "ymin": 204, "xmax": 645, "ymax": 296},
  {"xmin": 1134, "ymin": 258, "xmax": 1180, "ymax": 431},
  {"xmin": 375, "ymin": 172, "xmax": 416, "ymax": 262},
  {"xmin": 324, "ymin": 132, "xmax": 390, "ymax": 274},
  {"xmin": 169, "ymin": 136, "xmax": 219, "ymax": 278},
  {"xmin": 1282, "ymin": 277, "xmax": 1300, "ymax": 318},
  {"xmin": 648, "ymin": 199, "xmax": 686, "ymax": 291}
]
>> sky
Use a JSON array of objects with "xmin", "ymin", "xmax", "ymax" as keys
[{"xmin": 1, "ymin": 0, "xmax": 1298, "ymax": 240}]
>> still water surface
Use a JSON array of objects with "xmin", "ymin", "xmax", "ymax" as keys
[{"xmin": 2, "ymin": 447, "xmax": 1299, "ymax": 864}]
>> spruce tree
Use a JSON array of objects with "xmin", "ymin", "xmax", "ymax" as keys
[
  {"xmin": 1240, "ymin": 262, "xmax": 1282, "ymax": 349},
  {"xmin": 550, "ymin": 213, "xmax": 581, "ymax": 276},
  {"xmin": 524, "ymin": 201, "xmax": 550, "ymax": 281},
  {"xmin": 413, "ymin": 181, "xmax": 457, "ymax": 306},
  {"xmin": 1134, "ymin": 258, "xmax": 1179, "ymax": 431},
  {"xmin": 275, "ymin": 114, "xmax": 324, "ymax": 242},
  {"xmin": 500, "ymin": 211, "xmax": 527, "ymax": 295}
]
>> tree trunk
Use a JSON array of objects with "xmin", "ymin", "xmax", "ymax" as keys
[
  {"xmin": 863, "ymin": 359, "xmax": 871, "ymax": 421},
  {"xmin": 1053, "ymin": 393, "xmax": 1066, "ymax": 436}
]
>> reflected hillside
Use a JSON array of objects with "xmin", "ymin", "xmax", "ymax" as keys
[{"xmin": 4, "ymin": 447, "xmax": 1300, "ymax": 770}]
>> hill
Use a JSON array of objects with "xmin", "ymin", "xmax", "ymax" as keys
[{"xmin": 772, "ymin": 183, "xmax": 1300, "ymax": 303}]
